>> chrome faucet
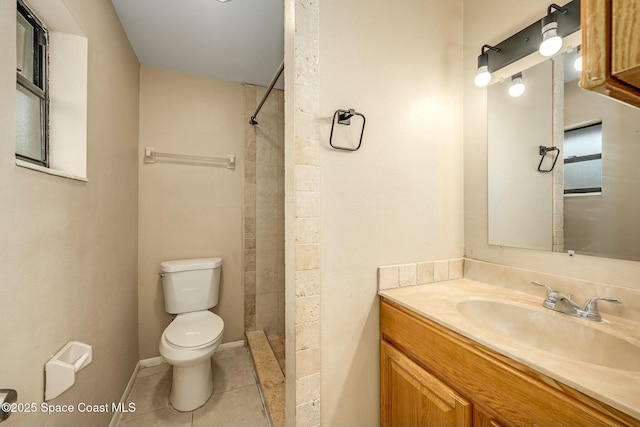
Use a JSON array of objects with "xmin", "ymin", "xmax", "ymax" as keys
[
  {"xmin": 557, "ymin": 294, "xmax": 582, "ymax": 315},
  {"xmin": 531, "ymin": 281, "xmax": 622, "ymax": 322}
]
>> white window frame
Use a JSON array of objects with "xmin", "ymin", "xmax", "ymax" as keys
[{"xmin": 14, "ymin": 0, "xmax": 88, "ymax": 182}]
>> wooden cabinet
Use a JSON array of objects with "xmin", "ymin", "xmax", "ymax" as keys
[
  {"xmin": 473, "ymin": 408, "xmax": 505, "ymax": 427},
  {"xmin": 381, "ymin": 340, "xmax": 471, "ymax": 427},
  {"xmin": 581, "ymin": 0, "xmax": 640, "ymax": 108},
  {"xmin": 611, "ymin": 0, "xmax": 640, "ymax": 86},
  {"xmin": 380, "ymin": 297, "xmax": 637, "ymax": 427}
]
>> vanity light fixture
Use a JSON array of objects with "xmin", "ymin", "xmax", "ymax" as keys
[
  {"xmin": 472, "ymin": 0, "xmax": 579, "ymax": 87},
  {"xmin": 539, "ymin": 4, "xmax": 568, "ymax": 57},
  {"xmin": 475, "ymin": 45, "xmax": 500, "ymax": 87},
  {"xmin": 508, "ymin": 73, "xmax": 525, "ymax": 97},
  {"xmin": 574, "ymin": 45, "xmax": 583, "ymax": 71}
]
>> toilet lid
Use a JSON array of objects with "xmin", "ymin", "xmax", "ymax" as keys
[{"xmin": 165, "ymin": 311, "xmax": 224, "ymax": 349}]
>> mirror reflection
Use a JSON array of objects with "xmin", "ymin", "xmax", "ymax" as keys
[{"xmin": 488, "ymin": 48, "xmax": 640, "ymax": 261}]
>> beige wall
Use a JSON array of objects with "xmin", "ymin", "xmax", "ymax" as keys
[
  {"xmin": 138, "ymin": 66, "xmax": 245, "ymax": 359},
  {"xmin": 463, "ymin": 0, "xmax": 640, "ymax": 288},
  {"xmin": 0, "ymin": 0, "xmax": 140, "ymax": 425},
  {"xmin": 318, "ymin": 1, "xmax": 464, "ymax": 425}
]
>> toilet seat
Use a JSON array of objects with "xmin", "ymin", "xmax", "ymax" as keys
[{"xmin": 165, "ymin": 311, "xmax": 224, "ymax": 350}]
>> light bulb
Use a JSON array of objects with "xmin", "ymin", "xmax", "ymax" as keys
[
  {"xmin": 540, "ymin": 34, "xmax": 562, "ymax": 56},
  {"xmin": 539, "ymin": 20, "xmax": 562, "ymax": 57},
  {"xmin": 509, "ymin": 75, "xmax": 525, "ymax": 97},
  {"xmin": 574, "ymin": 55, "xmax": 582, "ymax": 71},
  {"xmin": 474, "ymin": 65, "xmax": 491, "ymax": 87}
]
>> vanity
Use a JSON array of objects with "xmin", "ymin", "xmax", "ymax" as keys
[{"xmin": 379, "ymin": 280, "xmax": 640, "ymax": 427}]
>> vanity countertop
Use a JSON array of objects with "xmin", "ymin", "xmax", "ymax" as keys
[{"xmin": 379, "ymin": 279, "xmax": 640, "ymax": 420}]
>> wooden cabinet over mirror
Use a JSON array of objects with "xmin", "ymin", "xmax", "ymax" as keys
[{"xmin": 581, "ymin": 0, "xmax": 640, "ymax": 108}]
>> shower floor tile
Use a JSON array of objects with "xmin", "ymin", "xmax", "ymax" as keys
[
  {"xmin": 247, "ymin": 330, "xmax": 285, "ymax": 427},
  {"xmin": 117, "ymin": 345, "xmax": 268, "ymax": 427},
  {"xmin": 267, "ymin": 333, "xmax": 286, "ymax": 373}
]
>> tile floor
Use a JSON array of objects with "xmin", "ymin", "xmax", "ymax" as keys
[{"xmin": 117, "ymin": 346, "xmax": 269, "ymax": 427}]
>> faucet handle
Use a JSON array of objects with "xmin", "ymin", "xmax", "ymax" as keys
[
  {"xmin": 583, "ymin": 296, "xmax": 622, "ymax": 312},
  {"xmin": 580, "ymin": 297, "xmax": 622, "ymax": 321},
  {"xmin": 531, "ymin": 281, "xmax": 559, "ymax": 300},
  {"xmin": 531, "ymin": 281, "xmax": 559, "ymax": 309}
]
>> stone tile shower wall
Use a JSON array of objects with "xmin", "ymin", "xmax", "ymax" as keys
[
  {"xmin": 285, "ymin": 0, "xmax": 322, "ymax": 425},
  {"xmin": 256, "ymin": 87, "xmax": 285, "ymax": 335},
  {"xmin": 243, "ymin": 85, "xmax": 285, "ymax": 336},
  {"xmin": 244, "ymin": 85, "xmax": 257, "ymax": 331}
]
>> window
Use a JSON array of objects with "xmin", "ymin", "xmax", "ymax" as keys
[
  {"xmin": 564, "ymin": 122, "xmax": 603, "ymax": 195},
  {"xmin": 16, "ymin": 0, "xmax": 48, "ymax": 167},
  {"xmin": 14, "ymin": 0, "xmax": 89, "ymax": 181}
]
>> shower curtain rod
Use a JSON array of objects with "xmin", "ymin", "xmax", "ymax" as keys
[{"xmin": 249, "ymin": 59, "xmax": 284, "ymax": 126}]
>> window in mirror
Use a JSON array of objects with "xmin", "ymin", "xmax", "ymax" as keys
[{"xmin": 563, "ymin": 122, "xmax": 602, "ymax": 195}]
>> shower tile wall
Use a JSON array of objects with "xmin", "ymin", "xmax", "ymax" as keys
[
  {"xmin": 244, "ymin": 85, "xmax": 258, "ymax": 332},
  {"xmin": 255, "ymin": 87, "xmax": 285, "ymax": 335},
  {"xmin": 244, "ymin": 85, "xmax": 285, "ymax": 336}
]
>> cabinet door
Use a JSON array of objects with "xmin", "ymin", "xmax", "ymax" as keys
[
  {"xmin": 381, "ymin": 340, "xmax": 472, "ymax": 427},
  {"xmin": 474, "ymin": 407, "xmax": 507, "ymax": 427},
  {"xmin": 582, "ymin": 0, "xmax": 640, "ymax": 108},
  {"xmin": 612, "ymin": 0, "xmax": 640, "ymax": 87}
]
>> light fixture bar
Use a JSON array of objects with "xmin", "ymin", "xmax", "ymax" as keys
[
  {"xmin": 483, "ymin": 0, "xmax": 579, "ymax": 74},
  {"xmin": 547, "ymin": 3, "xmax": 569, "ymax": 15}
]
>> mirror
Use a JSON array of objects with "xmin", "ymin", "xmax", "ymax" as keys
[{"xmin": 488, "ymin": 48, "xmax": 640, "ymax": 262}]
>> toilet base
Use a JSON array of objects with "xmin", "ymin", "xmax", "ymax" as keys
[{"xmin": 170, "ymin": 358, "xmax": 214, "ymax": 411}]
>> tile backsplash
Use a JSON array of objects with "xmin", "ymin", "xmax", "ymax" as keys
[
  {"xmin": 378, "ymin": 258, "xmax": 464, "ymax": 290},
  {"xmin": 378, "ymin": 258, "xmax": 640, "ymax": 323}
]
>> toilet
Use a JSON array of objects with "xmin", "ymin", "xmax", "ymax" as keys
[{"xmin": 158, "ymin": 257, "xmax": 225, "ymax": 412}]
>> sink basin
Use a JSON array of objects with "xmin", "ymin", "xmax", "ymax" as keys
[{"xmin": 456, "ymin": 299, "xmax": 640, "ymax": 371}]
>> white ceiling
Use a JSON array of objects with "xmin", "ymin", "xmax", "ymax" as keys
[{"xmin": 111, "ymin": 0, "xmax": 284, "ymax": 89}]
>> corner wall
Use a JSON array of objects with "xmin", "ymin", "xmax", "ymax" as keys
[
  {"xmin": 137, "ymin": 66, "xmax": 246, "ymax": 359},
  {"xmin": 0, "ymin": 0, "xmax": 140, "ymax": 425}
]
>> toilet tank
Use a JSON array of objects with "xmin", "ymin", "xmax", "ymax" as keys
[{"xmin": 160, "ymin": 258, "xmax": 222, "ymax": 314}]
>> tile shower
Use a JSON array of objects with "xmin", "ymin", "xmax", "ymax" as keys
[
  {"xmin": 244, "ymin": 85, "xmax": 285, "ymax": 356},
  {"xmin": 243, "ymin": 84, "xmax": 286, "ymax": 424}
]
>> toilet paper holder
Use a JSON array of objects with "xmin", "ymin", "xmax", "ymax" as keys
[{"xmin": 44, "ymin": 341, "xmax": 92, "ymax": 401}]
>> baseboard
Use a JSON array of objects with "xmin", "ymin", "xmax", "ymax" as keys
[
  {"xmin": 106, "ymin": 339, "xmax": 244, "ymax": 426},
  {"xmin": 218, "ymin": 339, "xmax": 245, "ymax": 351},
  {"xmin": 108, "ymin": 361, "xmax": 140, "ymax": 427},
  {"xmin": 139, "ymin": 356, "xmax": 164, "ymax": 368}
]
